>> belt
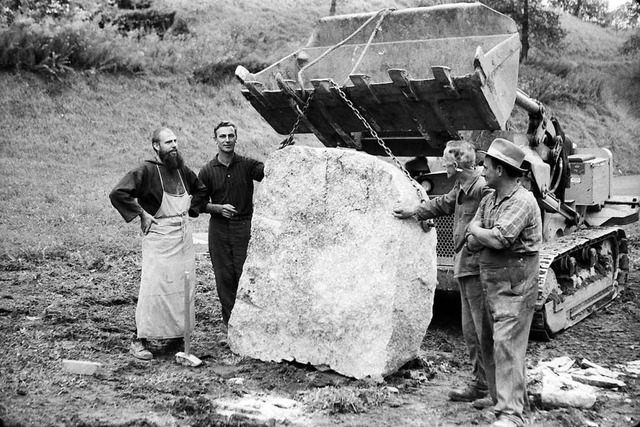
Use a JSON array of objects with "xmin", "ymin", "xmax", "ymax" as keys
[
  {"xmin": 212, "ymin": 214, "xmax": 252, "ymax": 222},
  {"xmin": 483, "ymin": 248, "xmax": 538, "ymax": 257},
  {"xmin": 480, "ymin": 248, "xmax": 538, "ymax": 267}
]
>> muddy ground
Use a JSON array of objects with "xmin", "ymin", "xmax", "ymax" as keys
[{"xmin": 1, "ymin": 229, "xmax": 639, "ymax": 427}]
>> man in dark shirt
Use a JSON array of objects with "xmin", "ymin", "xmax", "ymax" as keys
[
  {"xmin": 110, "ymin": 127, "xmax": 207, "ymax": 360},
  {"xmin": 198, "ymin": 121, "xmax": 265, "ymax": 328}
]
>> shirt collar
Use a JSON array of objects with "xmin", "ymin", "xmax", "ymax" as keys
[
  {"xmin": 212, "ymin": 153, "xmax": 237, "ymax": 167},
  {"xmin": 491, "ymin": 182, "xmax": 522, "ymax": 206},
  {"xmin": 458, "ymin": 169, "xmax": 482, "ymax": 194}
]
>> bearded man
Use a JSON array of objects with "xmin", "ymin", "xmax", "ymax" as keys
[{"xmin": 110, "ymin": 127, "xmax": 208, "ymax": 360}]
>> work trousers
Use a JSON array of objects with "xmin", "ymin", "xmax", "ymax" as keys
[
  {"xmin": 458, "ymin": 274, "xmax": 488, "ymax": 392},
  {"xmin": 208, "ymin": 216, "xmax": 252, "ymax": 326},
  {"xmin": 480, "ymin": 250, "xmax": 539, "ymax": 426}
]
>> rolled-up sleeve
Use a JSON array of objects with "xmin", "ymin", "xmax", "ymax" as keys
[
  {"xmin": 491, "ymin": 200, "xmax": 534, "ymax": 247},
  {"xmin": 185, "ymin": 168, "xmax": 208, "ymax": 217},
  {"xmin": 253, "ymin": 160, "xmax": 265, "ymax": 182},
  {"xmin": 416, "ymin": 186, "xmax": 457, "ymax": 220},
  {"xmin": 109, "ymin": 167, "xmax": 145, "ymax": 223}
]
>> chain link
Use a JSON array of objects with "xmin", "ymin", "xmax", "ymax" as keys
[
  {"xmin": 329, "ymin": 81, "xmax": 426, "ymax": 203},
  {"xmin": 279, "ymin": 91, "xmax": 315, "ymax": 149}
]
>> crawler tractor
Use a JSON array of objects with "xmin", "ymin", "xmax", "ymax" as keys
[{"xmin": 235, "ymin": 3, "xmax": 639, "ymax": 339}]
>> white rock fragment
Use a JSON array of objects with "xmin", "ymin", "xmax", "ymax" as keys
[
  {"xmin": 532, "ymin": 356, "xmax": 575, "ymax": 373},
  {"xmin": 538, "ymin": 367, "xmax": 597, "ymax": 409},
  {"xmin": 530, "ymin": 356, "xmax": 630, "ymax": 409},
  {"xmin": 570, "ymin": 372, "xmax": 626, "ymax": 388},
  {"xmin": 216, "ymin": 394, "xmax": 309, "ymax": 424},
  {"xmin": 579, "ymin": 358, "xmax": 623, "ymax": 378},
  {"xmin": 62, "ymin": 359, "xmax": 102, "ymax": 375},
  {"xmin": 617, "ymin": 360, "xmax": 640, "ymax": 378}
]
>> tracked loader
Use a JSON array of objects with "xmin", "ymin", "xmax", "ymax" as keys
[{"xmin": 235, "ymin": 3, "xmax": 639, "ymax": 340}]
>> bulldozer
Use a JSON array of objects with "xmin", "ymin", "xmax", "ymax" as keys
[{"xmin": 234, "ymin": 2, "xmax": 639, "ymax": 340}]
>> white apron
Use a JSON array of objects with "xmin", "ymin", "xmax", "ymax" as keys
[{"xmin": 137, "ymin": 167, "xmax": 195, "ymax": 339}]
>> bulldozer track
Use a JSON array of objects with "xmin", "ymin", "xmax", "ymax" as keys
[
  {"xmin": 536, "ymin": 227, "xmax": 620, "ymax": 304},
  {"xmin": 531, "ymin": 227, "xmax": 623, "ymax": 339}
]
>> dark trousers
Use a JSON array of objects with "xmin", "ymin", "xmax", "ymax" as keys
[{"xmin": 208, "ymin": 217, "xmax": 252, "ymax": 326}]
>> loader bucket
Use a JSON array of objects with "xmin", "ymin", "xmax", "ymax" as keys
[{"xmin": 236, "ymin": 2, "xmax": 521, "ymax": 156}]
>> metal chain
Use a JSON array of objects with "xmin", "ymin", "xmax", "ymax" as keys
[
  {"xmin": 329, "ymin": 81, "xmax": 426, "ymax": 203},
  {"xmin": 279, "ymin": 91, "xmax": 315, "ymax": 149}
]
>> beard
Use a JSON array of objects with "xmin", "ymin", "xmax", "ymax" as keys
[{"xmin": 159, "ymin": 150, "xmax": 185, "ymax": 170}]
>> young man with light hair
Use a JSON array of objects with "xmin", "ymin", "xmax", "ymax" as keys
[
  {"xmin": 198, "ymin": 121, "xmax": 265, "ymax": 330},
  {"xmin": 394, "ymin": 140, "xmax": 493, "ymax": 405}
]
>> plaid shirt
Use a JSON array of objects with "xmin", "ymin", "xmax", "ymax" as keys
[{"xmin": 472, "ymin": 183, "xmax": 542, "ymax": 254}]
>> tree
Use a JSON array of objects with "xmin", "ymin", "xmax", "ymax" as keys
[
  {"xmin": 550, "ymin": 0, "xmax": 608, "ymax": 25},
  {"xmin": 483, "ymin": 0, "xmax": 566, "ymax": 62},
  {"xmin": 612, "ymin": 0, "xmax": 640, "ymax": 28},
  {"xmin": 619, "ymin": 1, "xmax": 640, "ymax": 53}
]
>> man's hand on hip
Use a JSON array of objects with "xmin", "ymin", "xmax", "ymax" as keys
[{"xmin": 140, "ymin": 211, "xmax": 157, "ymax": 235}]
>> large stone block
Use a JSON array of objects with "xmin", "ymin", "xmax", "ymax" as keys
[{"xmin": 229, "ymin": 146, "xmax": 437, "ymax": 381}]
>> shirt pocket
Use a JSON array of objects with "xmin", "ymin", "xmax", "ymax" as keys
[{"xmin": 453, "ymin": 206, "xmax": 477, "ymax": 245}]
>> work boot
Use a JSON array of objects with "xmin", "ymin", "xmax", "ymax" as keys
[
  {"xmin": 472, "ymin": 396, "xmax": 494, "ymax": 409},
  {"xmin": 129, "ymin": 339, "xmax": 153, "ymax": 360},
  {"xmin": 448, "ymin": 385, "xmax": 488, "ymax": 402}
]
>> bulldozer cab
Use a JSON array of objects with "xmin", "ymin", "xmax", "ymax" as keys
[{"xmin": 236, "ymin": 3, "xmax": 521, "ymax": 156}]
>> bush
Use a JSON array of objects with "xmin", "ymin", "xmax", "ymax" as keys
[
  {"xmin": 1, "ymin": 0, "xmax": 74, "ymax": 26},
  {"xmin": 110, "ymin": 9, "xmax": 177, "ymax": 38},
  {"xmin": 621, "ymin": 31, "xmax": 640, "ymax": 56},
  {"xmin": 302, "ymin": 386, "xmax": 392, "ymax": 414},
  {"xmin": 519, "ymin": 59, "xmax": 604, "ymax": 107},
  {"xmin": 0, "ymin": 1, "xmax": 274, "ymax": 78},
  {"xmin": 114, "ymin": 0, "xmax": 152, "ymax": 10},
  {"xmin": 191, "ymin": 55, "xmax": 269, "ymax": 86},
  {"xmin": 0, "ymin": 17, "xmax": 146, "ymax": 76}
]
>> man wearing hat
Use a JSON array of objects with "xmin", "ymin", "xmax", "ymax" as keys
[{"xmin": 466, "ymin": 138, "xmax": 542, "ymax": 427}]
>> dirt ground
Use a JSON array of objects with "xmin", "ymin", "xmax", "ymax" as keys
[{"xmin": 1, "ymin": 230, "xmax": 639, "ymax": 427}]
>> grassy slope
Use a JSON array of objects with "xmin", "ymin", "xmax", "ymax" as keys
[{"xmin": 1, "ymin": 1, "xmax": 638, "ymax": 258}]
